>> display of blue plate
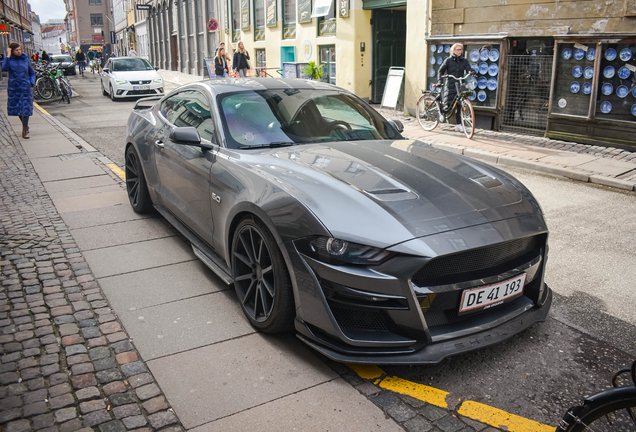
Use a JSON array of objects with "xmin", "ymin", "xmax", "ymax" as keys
[
  {"xmin": 602, "ymin": 83, "xmax": 613, "ymax": 95},
  {"xmin": 430, "ymin": 69, "xmax": 436, "ymax": 77},
  {"xmin": 617, "ymin": 85, "xmax": 629, "ymax": 98},
  {"xmin": 600, "ymin": 101, "xmax": 612, "ymax": 114},
  {"xmin": 429, "ymin": 56, "xmax": 436, "ymax": 65},
  {"xmin": 430, "ymin": 44, "xmax": 437, "ymax": 52},
  {"xmin": 477, "ymin": 76, "xmax": 487, "ymax": 89},
  {"xmin": 479, "ymin": 49, "xmax": 489, "ymax": 61},
  {"xmin": 605, "ymin": 48, "xmax": 617, "ymax": 61},
  {"xmin": 572, "ymin": 66, "xmax": 583, "ymax": 78},
  {"xmin": 429, "ymin": 83, "xmax": 436, "ymax": 91},
  {"xmin": 487, "ymin": 78, "xmax": 497, "ymax": 91},
  {"xmin": 471, "ymin": 63, "xmax": 479, "ymax": 73},
  {"xmin": 469, "ymin": 49, "xmax": 480, "ymax": 62},
  {"xmin": 488, "ymin": 63, "xmax": 499, "ymax": 76},
  {"xmin": 620, "ymin": 48, "xmax": 632, "ymax": 61},
  {"xmin": 562, "ymin": 48, "xmax": 572, "ymax": 60},
  {"xmin": 479, "ymin": 62, "xmax": 488, "ymax": 74},
  {"xmin": 584, "ymin": 67, "xmax": 594, "ymax": 79},
  {"xmin": 586, "ymin": 48, "xmax": 596, "ymax": 61},
  {"xmin": 618, "ymin": 66, "xmax": 631, "ymax": 79},
  {"xmin": 438, "ymin": 45, "xmax": 444, "ymax": 53},
  {"xmin": 468, "ymin": 91, "xmax": 476, "ymax": 101},
  {"xmin": 632, "ymin": 104, "xmax": 636, "ymax": 117},
  {"xmin": 437, "ymin": 57, "xmax": 443, "ymax": 65},
  {"xmin": 445, "ymin": 45, "xmax": 451, "ymax": 53},
  {"xmin": 467, "ymin": 76, "xmax": 477, "ymax": 91},
  {"xmin": 603, "ymin": 66, "xmax": 615, "ymax": 78},
  {"xmin": 574, "ymin": 49, "xmax": 585, "ymax": 60},
  {"xmin": 634, "ymin": 87, "xmax": 636, "ymax": 98},
  {"xmin": 582, "ymin": 82, "xmax": 592, "ymax": 94},
  {"xmin": 488, "ymin": 48, "xmax": 499, "ymax": 62},
  {"xmin": 570, "ymin": 81, "xmax": 581, "ymax": 93},
  {"xmin": 477, "ymin": 90, "xmax": 487, "ymax": 102}
]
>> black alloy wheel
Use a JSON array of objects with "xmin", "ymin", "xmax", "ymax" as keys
[
  {"xmin": 124, "ymin": 146, "xmax": 153, "ymax": 213},
  {"xmin": 232, "ymin": 217, "xmax": 294, "ymax": 333}
]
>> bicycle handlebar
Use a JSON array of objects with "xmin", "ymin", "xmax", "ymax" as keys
[{"xmin": 440, "ymin": 72, "xmax": 475, "ymax": 81}]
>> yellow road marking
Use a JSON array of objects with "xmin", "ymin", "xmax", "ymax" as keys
[
  {"xmin": 34, "ymin": 103, "xmax": 50, "ymax": 116},
  {"xmin": 458, "ymin": 400, "xmax": 554, "ymax": 432},
  {"xmin": 108, "ymin": 164, "xmax": 126, "ymax": 181},
  {"xmin": 378, "ymin": 376, "xmax": 449, "ymax": 409},
  {"xmin": 347, "ymin": 364, "xmax": 384, "ymax": 380}
]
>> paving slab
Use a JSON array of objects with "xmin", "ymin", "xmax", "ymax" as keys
[
  {"xmin": 30, "ymin": 157, "xmax": 105, "ymax": 182},
  {"xmin": 576, "ymin": 158, "xmax": 636, "ymax": 177},
  {"xmin": 147, "ymin": 333, "xmax": 337, "ymax": 429},
  {"xmin": 191, "ymin": 378, "xmax": 404, "ymax": 432},
  {"xmin": 118, "ymin": 291, "xmax": 254, "ymax": 360},
  {"xmin": 537, "ymin": 152, "xmax": 600, "ymax": 167},
  {"xmin": 42, "ymin": 175, "xmax": 114, "ymax": 195},
  {"xmin": 99, "ymin": 260, "xmax": 228, "ymax": 311},
  {"xmin": 502, "ymin": 147, "xmax": 561, "ymax": 160},
  {"xmin": 20, "ymin": 139, "xmax": 81, "ymax": 159},
  {"xmin": 83, "ymin": 236, "xmax": 194, "ymax": 278},
  {"xmin": 70, "ymin": 218, "xmax": 175, "ymax": 251},
  {"xmin": 52, "ymin": 189, "xmax": 130, "ymax": 214},
  {"xmin": 47, "ymin": 183, "xmax": 123, "ymax": 200},
  {"xmin": 59, "ymin": 203, "xmax": 150, "ymax": 229}
]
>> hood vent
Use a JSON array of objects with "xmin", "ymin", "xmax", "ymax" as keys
[
  {"xmin": 471, "ymin": 175, "xmax": 502, "ymax": 188},
  {"xmin": 366, "ymin": 188, "xmax": 408, "ymax": 195},
  {"xmin": 363, "ymin": 187, "xmax": 418, "ymax": 202}
]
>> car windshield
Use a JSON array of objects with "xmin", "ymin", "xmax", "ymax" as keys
[
  {"xmin": 51, "ymin": 56, "xmax": 72, "ymax": 63},
  {"xmin": 218, "ymin": 89, "xmax": 401, "ymax": 148},
  {"xmin": 111, "ymin": 58, "xmax": 154, "ymax": 71}
]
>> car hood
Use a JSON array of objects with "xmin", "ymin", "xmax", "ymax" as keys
[
  {"xmin": 110, "ymin": 70, "xmax": 160, "ymax": 80},
  {"xmin": 236, "ymin": 139, "xmax": 541, "ymax": 248}
]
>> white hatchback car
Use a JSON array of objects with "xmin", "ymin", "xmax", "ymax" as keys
[{"xmin": 101, "ymin": 57, "xmax": 164, "ymax": 100}]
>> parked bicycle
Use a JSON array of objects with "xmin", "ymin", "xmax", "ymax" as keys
[
  {"xmin": 556, "ymin": 358, "xmax": 636, "ymax": 431},
  {"xmin": 34, "ymin": 62, "xmax": 72, "ymax": 104},
  {"xmin": 416, "ymin": 72, "xmax": 476, "ymax": 139}
]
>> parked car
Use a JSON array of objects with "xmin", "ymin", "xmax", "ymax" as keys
[
  {"xmin": 123, "ymin": 78, "xmax": 552, "ymax": 364},
  {"xmin": 48, "ymin": 54, "xmax": 76, "ymax": 75},
  {"xmin": 101, "ymin": 57, "xmax": 164, "ymax": 101}
]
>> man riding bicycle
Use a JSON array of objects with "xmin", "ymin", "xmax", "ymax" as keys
[{"xmin": 438, "ymin": 43, "xmax": 473, "ymax": 132}]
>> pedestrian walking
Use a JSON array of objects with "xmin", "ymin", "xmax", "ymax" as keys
[
  {"xmin": 214, "ymin": 47, "xmax": 230, "ymax": 77},
  {"xmin": 232, "ymin": 42, "xmax": 250, "ymax": 77},
  {"xmin": 438, "ymin": 43, "xmax": 473, "ymax": 132},
  {"xmin": 2, "ymin": 42, "xmax": 36, "ymax": 139},
  {"xmin": 41, "ymin": 50, "xmax": 50, "ymax": 62},
  {"xmin": 214, "ymin": 42, "xmax": 225, "ymax": 57},
  {"xmin": 75, "ymin": 49, "xmax": 86, "ymax": 76}
]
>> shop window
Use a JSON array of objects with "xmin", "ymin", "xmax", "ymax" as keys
[
  {"xmin": 89, "ymin": 0, "xmax": 102, "ymax": 4},
  {"xmin": 90, "ymin": 14, "xmax": 104, "ymax": 26},
  {"xmin": 596, "ymin": 43, "xmax": 636, "ymax": 122},
  {"xmin": 231, "ymin": 0, "xmax": 241, "ymax": 42},
  {"xmin": 254, "ymin": 0, "xmax": 265, "ymax": 40},
  {"xmin": 255, "ymin": 49, "xmax": 266, "ymax": 75},
  {"xmin": 283, "ymin": 0, "xmax": 296, "ymax": 39},
  {"xmin": 317, "ymin": 0, "xmax": 335, "ymax": 36},
  {"xmin": 320, "ymin": 44, "xmax": 335, "ymax": 85},
  {"xmin": 551, "ymin": 42, "xmax": 595, "ymax": 117}
]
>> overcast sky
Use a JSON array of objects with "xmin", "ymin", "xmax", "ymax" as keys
[{"xmin": 30, "ymin": 0, "xmax": 66, "ymax": 23}]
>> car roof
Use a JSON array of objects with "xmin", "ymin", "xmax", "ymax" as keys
[{"xmin": 175, "ymin": 78, "xmax": 346, "ymax": 97}]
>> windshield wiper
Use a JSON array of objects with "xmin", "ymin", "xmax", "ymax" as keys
[{"xmin": 237, "ymin": 141, "xmax": 296, "ymax": 149}]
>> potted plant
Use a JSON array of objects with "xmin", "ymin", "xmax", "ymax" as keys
[{"xmin": 304, "ymin": 61, "xmax": 325, "ymax": 81}]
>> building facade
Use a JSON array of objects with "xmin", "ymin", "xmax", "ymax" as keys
[
  {"xmin": 31, "ymin": 11, "xmax": 42, "ymax": 53},
  {"xmin": 41, "ymin": 21, "xmax": 68, "ymax": 55},
  {"xmin": 0, "ymin": 0, "xmax": 35, "ymax": 56},
  {"xmin": 63, "ymin": 0, "xmax": 114, "ymax": 56}
]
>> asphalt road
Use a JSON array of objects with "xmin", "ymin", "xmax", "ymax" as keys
[{"xmin": 40, "ymin": 72, "xmax": 636, "ymax": 427}]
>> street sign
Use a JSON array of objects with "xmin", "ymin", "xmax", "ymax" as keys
[
  {"xmin": 207, "ymin": 18, "xmax": 218, "ymax": 32},
  {"xmin": 60, "ymin": 43, "xmax": 65, "ymax": 49},
  {"xmin": 136, "ymin": 4, "xmax": 151, "ymax": 10}
]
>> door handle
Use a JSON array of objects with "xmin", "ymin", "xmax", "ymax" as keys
[{"xmin": 155, "ymin": 140, "xmax": 164, "ymax": 148}]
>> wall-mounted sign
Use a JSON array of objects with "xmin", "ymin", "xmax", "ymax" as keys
[
  {"xmin": 318, "ymin": 21, "xmax": 336, "ymax": 35},
  {"xmin": 207, "ymin": 18, "xmax": 218, "ymax": 31},
  {"xmin": 303, "ymin": 40, "xmax": 312, "ymax": 60},
  {"xmin": 136, "ymin": 4, "xmax": 151, "ymax": 10},
  {"xmin": 298, "ymin": 0, "xmax": 312, "ymax": 23},
  {"xmin": 339, "ymin": 0, "xmax": 349, "ymax": 18},
  {"xmin": 241, "ymin": 0, "xmax": 250, "ymax": 30},
  {"xmin": 266, "ymin": 0, "xmax": 277, "ymax": 27}
]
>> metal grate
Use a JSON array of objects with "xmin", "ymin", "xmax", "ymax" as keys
[
  {"xmin": 413, "ymin": 236, "xmax": 538, "ymax": 285},
  {"xmin": 501, "ymin": 55, "xmax": 553, "ymax": 136},
  {"xmin": 329, "ymin": 304, "xmax": 389, "ymax": 332}
]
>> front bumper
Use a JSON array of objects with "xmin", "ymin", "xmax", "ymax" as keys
[{"xmin": 113, "ymin": 82, "xmax": 164, "ymax": 98}]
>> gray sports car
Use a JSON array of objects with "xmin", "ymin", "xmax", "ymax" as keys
[{"xmin": 124, "ymin": 78, "xmax": 551, "ymax": 364}]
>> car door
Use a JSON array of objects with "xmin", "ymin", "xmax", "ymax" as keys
[
  {"xmin": 101, "ymin": 59, "xmax": 111, "ymax": 92},
  {"xmin": 153, "ymin": 90, "xmax": 218, "ymax": 245}
]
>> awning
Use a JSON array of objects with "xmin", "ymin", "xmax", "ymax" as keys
[
  {"xmin": 426, "ymin": 33, "xmax": 509, "ymax": 42},
  {"xmin": 362, "ymin": 0, "xmax": 406, "ymax": 9},
  {"xmin": 311, "ymin": 0, "xmax": 334, "ymax": 18}
]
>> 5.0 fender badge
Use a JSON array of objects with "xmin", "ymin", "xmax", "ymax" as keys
[{"xmin": 212, "ymin": 193, "xmax": 221, "ymax": 203}]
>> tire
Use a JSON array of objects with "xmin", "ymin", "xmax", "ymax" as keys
[
  {"xmin": 416, "ymin": 94, "xmax": 440, "ymax": 131},
  {"xmin": 557, "ymin": 387, "xmax": 636, "ymax": 431},
  {"xmin": 110, "ymin": 84, "xmax": 116, "ymax": 101},
  {"xmin": 460, "ymin": 99, "xmax": 475, "ymax": 139},
  {"xmin": 101, "ymin": 80, "xmax": 108, "ymax": 96},
  {"xmin": 35, "ymin": 77, "xmax": 54, "ymax": 100},
  {"xmin": 124, "ymin": 146, "xmax": 154, "ymax": 213},
  {"xmin": 59, "ymin": 81, "xmax": 70, "ymax": 104},
  {"xmin": 231, "ymin": 217, "xmax": 294, "ymax": 333},
  {"xmin": 62, "ymin": 78, "xmax": 72, "ymax": 98}
]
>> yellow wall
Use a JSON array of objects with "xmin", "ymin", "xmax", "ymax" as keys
[{"xmin": 404, "ymin": 0, "xmax": 429, "ymax": 115}]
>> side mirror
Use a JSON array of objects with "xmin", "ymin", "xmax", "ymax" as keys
[
  {"xmin": 170, "ymin": 127, "xmax": 202, "ymax": 146},
  {"xmin": 103, "ymin": 68, "xmax": 109, "ymax": 73},
  {"xmin": 155, "ymin": 66, "xmax": 159, "ymax": 71},
  {"xmin": 389, "ymin": 119, "xmax": 404, "ymax": 133}
]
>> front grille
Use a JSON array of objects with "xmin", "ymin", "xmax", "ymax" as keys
[
  {"xmin": 129, "ymin": 80, "xmax": 151, "ymax": 84},
  {"xmin": 413, "ymin": 236, "xmax": 539, "ymax": 286},
  {"xmin": 329, "ymin": 303, "xmax": 389, "ymax": 332},
  {"xmin": 126, "ymin": 90, "xmax": 158, "ymax": 95}
]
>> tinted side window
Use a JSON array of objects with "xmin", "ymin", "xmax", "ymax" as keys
[{"xmin": 169, "ymin": 90, "xmax": 216, "ymax": 143}]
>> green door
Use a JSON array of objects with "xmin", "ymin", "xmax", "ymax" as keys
[{"xmin": 372, "ymin": 9, "xmax": 406, "ymax": 104}]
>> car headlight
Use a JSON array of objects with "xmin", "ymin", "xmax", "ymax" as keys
[
  {"xmin": 115, "ymin": 79, "xmax": 127, "ymax": 84},
  {"xmin": 153, "ymin": 78, "xmax": 163, "ymax": 83},
  {"xmin": 294, "ymin": 236, "xmax": 395, "ymax": 266}
]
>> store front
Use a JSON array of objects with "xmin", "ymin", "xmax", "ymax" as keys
[{"xmin": 546, "ymin": 34, "xmax": 636, "ymax": 151}]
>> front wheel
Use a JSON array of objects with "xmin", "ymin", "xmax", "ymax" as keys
[
  {"xmin": 101, "ymin": 80, "xmax": 108, "ymax": 96},
  {"xmin": 125, "ymin": 146, "xmax": 154, "ymax": 213},
  {"xmin": 59, "ymin": 81, "xmax": 70, "ymax": 104},
  {"xmin": 557, "ymin": 387, "xmax": 636, "ymax": 431},
  {"xmin": 416, "ymin": 94, "xmax": 440, "ymax": 131},
  {"xmin": 110, "ymin": 84, "xmax": 116, "ymax": 101},
  {"xmin": 460, "ymin": 99, "xmax": 475, "ymax": 139},
  {"xmin": 231, "ymin": 217, "xmax": 294, "ymax": 333},
  {"xmin": 35, "ymin": 77, "xmax": 54, "ymax": 100}
]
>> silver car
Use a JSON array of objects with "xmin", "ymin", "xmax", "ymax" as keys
[
  {"xmin": 101, "ymin": 57, "xmax": 164, "ymax": 101},
  {"xmin": 124, "ymin": 78, "xmax": 551, "ymax": 364}
]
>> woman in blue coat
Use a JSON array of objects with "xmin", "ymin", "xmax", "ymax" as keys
[{"xmin": 2, "ymin": 42, "xmax": 36, "ymax": 138}]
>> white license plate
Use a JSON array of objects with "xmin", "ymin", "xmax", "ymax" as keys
[
  {"xmin": 459, "ymin": 273, "xmax": 526, "ymax": 314},
  {"xmin": 133, "ymin": 85, "xmax": 149, "ymax": 90}
]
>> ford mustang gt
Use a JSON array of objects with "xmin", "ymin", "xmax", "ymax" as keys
[{"xmin": 124, "ymin": 78, "xmax": 551, "ymax": 364}]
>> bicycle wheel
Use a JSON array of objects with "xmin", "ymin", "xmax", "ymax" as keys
[
  {"xmin": 59, "ymin": 81, "xmax": 70, "ymax": 104},
  {"xmin": 35, "ymin": 77, "xmax": 54, "ymax": 100},
  {"xmin": 416, "ymin": 94, "xmax": 440, "ymax": 131},
  {"xmin": 460, "ymin": 99, "xmax": 475, "ymax": 139},
  {"xmin": 61, "ymin": 78, "xmax": 73, "ymax": 98},
  {"xmin": 557, "ymin": 387, "xmax": 636, "ymax": 431}
]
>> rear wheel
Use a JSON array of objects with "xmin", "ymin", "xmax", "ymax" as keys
[
  {"xmin": 231, "ymin": 217, "xmax": 294, "ymax": 333},
  {"xmin": 416, "ymin": 94, "xmax": 440, "ymax": 131},
  {"xmin": 558, "ymin": 389, "xmax": 636, "ymax": 431},
  {"xmin": 125, "ymin": 146, "xmax": 154, "ymax": 213},
  {"xmin": 59, "ymin": 81, "xmax": 70, "ymax": 104},
  {"xmin": 35, "ymin": 77, "xmax": 54, "ymax": 100},
  {"xmin": 460, "ymin": 99, "xmax": 475, "ymax": 139}
]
